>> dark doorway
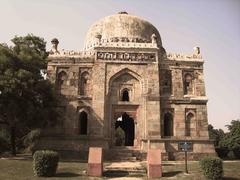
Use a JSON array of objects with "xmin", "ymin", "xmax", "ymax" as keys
[
  {"xmin": 115, "ymin": 112, "xmax": 135, "ymax": 146},
  {"xmin": 164, "ymin": 112, "xmax": 173, "ymax": 136},
  {"xmin": 79, "ymin": 111, "xmax": 88, "ymax": 135}
]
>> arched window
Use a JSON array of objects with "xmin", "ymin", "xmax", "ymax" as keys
[
  {"xmin": 164, "ymin": 112, "xmax": 173, "ymax": 136},
  {"xmin": 79, "ymin": 111, "xmax": 88, "ymax": 135},
  {"xmin": 185, "ymin": 113, "xmax": 194, "ymax": 136},
  {"xmin": 121, "ymin": 89, "xmax": 129, "ymax": 101},
  {"xmin": 57, "ymin": 71, "xmax": 67, "ymax": 93},
  {"xmin": 162, "ymin": 70, "xmax": 172, "ymax": 94},
  {"xmin": 80, "ymin": 72, "xmax": 90, "ymax": 96},
  {"xmin": 184, "ymin": 73, "xmax": 193, "ymax": 95}
]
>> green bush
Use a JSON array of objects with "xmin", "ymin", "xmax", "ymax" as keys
[
  {"xmin": 215, "ymin": 147, "xmax": 229, "ymax": 158},
  {"xmin": 0, "ymin": 137, "xmax": 10, "ymax": 153},
  {"xmin": 33, "ymin": 150, "xmax": 59, "ymax": 177},
  {"xmin": 233, "ymin": 147, "xmax": 240, "ymax": 159},
  {"xmin": 0, "ymin": 129, "xmax": 10, "ymax": 153},
  {"xmin": 115, "ymin": 127, "xmax": 125, "ymax": 146},
  {"xmin": 24, "ymin": 129, "xmax": 41, "ymax": 153},
  {"xmin": 227, "ymin": 150, "xmax": 236, "ymax": 160},
  {"xmin": 199, "ymin": 156, "xmax": 223, "ymax": 180}
]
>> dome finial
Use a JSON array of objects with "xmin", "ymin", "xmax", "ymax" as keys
[
  {"xmin": 193, "ymin": 46, "xmax": 200, "ymax": 55},
  {"xmin": 50, "ymin": 38, "xmax": 60, "ymax": 54},
  {"xmin": 118, "ymin": 11, "xmax": 128, "ymax": 15}
]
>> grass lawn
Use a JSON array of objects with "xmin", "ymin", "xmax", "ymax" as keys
[{"xmin": 0, "ymin": 155, "xmax": 240, "ymax": 180}]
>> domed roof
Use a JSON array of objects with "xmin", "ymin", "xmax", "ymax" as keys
[{"xmin": 84, "ymin": 12, "xmax": 162, "ymax": 49}]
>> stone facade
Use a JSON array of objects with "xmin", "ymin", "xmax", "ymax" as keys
[{"xmin": 38, "ymin": 12, "xmax": 215, "ymax": 160}]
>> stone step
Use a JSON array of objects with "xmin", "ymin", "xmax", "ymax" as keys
[
  {"xmin": 114, "ymin": 152, "xmax": 133, "ymax": 157},
  {"xmin": 112, "ymin": 157, "xmax": 137, "ymax": 161},
  {"xmin": 111, "ymin": 146, "xmax": 140, "ymax": 150},
  {"xmin": 107, "ymin": 147, "xmax": 142, "ymax": 161}
]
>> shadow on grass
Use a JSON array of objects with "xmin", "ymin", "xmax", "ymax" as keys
[
  {"xmin": 1, "ymin": 154, "xmax": 33, "ymax": 161},
  {"xmin": 223, "ymin": 177, "xmax": 240, "ymax": 180},
  {"xmin": 103, "ymin": 170, "xmax": 129, "ymax": 177},
  {"xmin": 163, "ymin": 171, "xmax": 182, "ymax": 177},
  {"xmin": 55, "ymin": 172, "xmax": 81, "ymax": 177},
  {"xmin": 59, "ymin": 159, "xmax": 87, "ymax": 163},
  {"xmin": 162, "ymin": 163, "xmax": 175, "ymax": 166}
]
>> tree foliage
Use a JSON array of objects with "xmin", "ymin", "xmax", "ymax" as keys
[
  {"xmin": 208, "ymin": 124, "xmax": 225, "ymax": 147},
  {"xmin": 0, "ymin": 34, "xmax": 59, "ymax": 155},
  {"xmin": 219, "ymin": 120, "xmax": 240, "ymax": 157},
  {"xmin": 209, "ymin": 120, "xmax": 240, "ymax": 159}
]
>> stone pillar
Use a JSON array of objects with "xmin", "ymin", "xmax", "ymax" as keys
[
  {"xmin": 91, "ymin": 63, "xmax": 106, "ymax": 136},
  {"xmin": 87, "ymin": 147, "xmax": 103, "ymax": 176},
  {"xmin": 146, "ymin": 65, "xmax": 161, "ymax": 138},
  {"xmin": 147, "ymin": 149, "xmax": 162, "ymax": 178}
]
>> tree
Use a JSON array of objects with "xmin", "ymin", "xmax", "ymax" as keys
[
  {"xmin": 219, "ymin": 120, "xmax": 240, "ymax": 158},
  {"xmin": 0, "ymin": 34, "xmax": 58, "ymax": 155},
  {"xmin": 208, "ymin": 124, "xmax": 225, "ymax": 147}
]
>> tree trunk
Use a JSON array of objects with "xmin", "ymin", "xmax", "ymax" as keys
[{"xmin": 10, "ymin": 126, "xmax": 16, "ymax": 156}]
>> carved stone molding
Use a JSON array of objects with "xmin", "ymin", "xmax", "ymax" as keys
[{"xmin": 97, "ymin": 52, "xmax": 156, "ymax": 62}]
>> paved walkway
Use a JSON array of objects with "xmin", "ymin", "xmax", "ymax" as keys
[{"xmin": 105, "ymin": 161, "xmax": 145, "ymax": 169}]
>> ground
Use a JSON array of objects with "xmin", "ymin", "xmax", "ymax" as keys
[{"xmin": 0, "ymin": 155, "xmax": 239, "ymax": 180}]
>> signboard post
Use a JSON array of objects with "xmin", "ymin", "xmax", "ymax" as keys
[
  {"xmin": 178, "ymin": 141, "xmax": 193, "ymax": 174},
  {"xmin": 184, "ymin": 151, "xmax": 188, "ymax": 174}
]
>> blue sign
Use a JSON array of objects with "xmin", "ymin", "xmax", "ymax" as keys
[{"xmin": 178, "ymin": 142, "xmax": 193, "ymax": 152}]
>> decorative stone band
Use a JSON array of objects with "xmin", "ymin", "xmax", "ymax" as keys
[
  {"xmin": 49, "ymin": 50, "xmax": 95, "ymax": 58},
  {"xmin": 48, "ymin": 50, "xmax": 202, "ymax": 62},
  {"xmin": 97, "ymin": 51, "xmax": 156, "ymax": 62},
  {"xmin": 167, "ymin": 53, "xmax": 202, "ymax": 60},
  {"xmin": 86, "ymin": 41, "xmax": 158, "ymax": 49}
]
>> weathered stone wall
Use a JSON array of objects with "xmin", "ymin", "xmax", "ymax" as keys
[{"xmin": 42, "ymin": 42, "xmax": 214, "ymax": 160}]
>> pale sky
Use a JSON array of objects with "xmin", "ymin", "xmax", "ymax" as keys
[{"xmin": 0, "ymin": 0, "xmax": 239, "ymax": 131}]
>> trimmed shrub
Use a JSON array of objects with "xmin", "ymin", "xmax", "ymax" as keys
[
  {"xmin": 33, "ymin": 150, "xmax": 59, "ymax": 177},
  {"xmin": 199, "ymin": 156, "xmax": 223, "ymax": 180},
  {"xmin": 115, "ymin": 127, "xmax": 125, "ymax": 146}
]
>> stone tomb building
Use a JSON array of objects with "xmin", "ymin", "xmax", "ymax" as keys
[{"xmin": 39, "ymin": 12, "xmax": 215, "ymax": 160}]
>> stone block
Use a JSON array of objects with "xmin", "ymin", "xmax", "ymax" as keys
[
  {"xmin": 87, "ymin": 147, "xmax": 103, "ymax": 176},
  {"xmin": 147, "ymin": 149, "xmax": 162, "ymax": 178}
]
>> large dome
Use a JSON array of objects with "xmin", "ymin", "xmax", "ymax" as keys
[{"xmin": 84, "ymin": 12, "xmax": 162, "ymax": 49}]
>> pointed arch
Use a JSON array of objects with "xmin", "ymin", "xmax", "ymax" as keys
[
  {"xmin": 109, "ymin": 68, "xmax": 142, "ymax": 88},
  {"xmin": 185, "ymin": 112, "xmax": 194, "ymax": 136},
  {"xmin": 79, "ymin": 110, "xmax": 88, "ymax": 135}
]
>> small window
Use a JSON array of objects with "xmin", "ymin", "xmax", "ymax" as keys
[
  {"xmin": 121, "ymin": 89, "xmax": 129, "ymax": 101},
  {"xmin": 79, "ymin": 111, "xmax": 88, "ymax": 135},
  {"xmin": 185, "ymin": 113, "xmax": 194, "ymax": 136},
  {"xmin": 184, "ymin": 73, "xmax": 193, "ymax": 95},
  {"xmin": 162, "ymin": 70, "xmax": 172, "ymax": 95},
  {"xmin": 57, "ymin": 71, "xmax": 67, "ymax": 94},
  {"xmin": 80, "ymin": 72, "xmax": 90, "ymax": 96}
]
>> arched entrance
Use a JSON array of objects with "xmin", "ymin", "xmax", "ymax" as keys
[
  {"xmin": 108, "ymin": 69, "xmax": 142, "ymax": 148},
  {"xmin": 115, "ymin": 112, "xmax": 135, "ymax": 146}
]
